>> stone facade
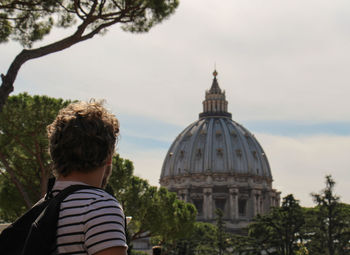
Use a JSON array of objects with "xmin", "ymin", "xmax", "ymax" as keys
[
  {"xmin": 160, "ymin": 173, "xmax": 279, "ymax": 232},
  {"xmin": 160, "ymin": 71, "xmax": 280, "ymax": 232}
]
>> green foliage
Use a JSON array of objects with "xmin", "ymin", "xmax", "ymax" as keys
[
  {"xmin": 0, "ymin": 93, "xmax": 71, "ymax": 218},
  {"xmin": 189, "ymin": 222, "xmax": 218, "ymax": 254},
  {"xmin": 167, "ymin": 214, "xmax": 249, "ymax": 255},
  {"xmin": 295, "ymin": 243, "xmax": 309, "ymax": 255},
  {"xmin": 215, "ymin": 208, "xmax": 227, "ymax": 255},
  {"xmin": 0, "ymin": 174, "xmax": 26, "ymax": 222},
  {"xmin": 0, "ymin": 0, "xmax": 179, "ymax": 47},
  {"xmin": 225, "ymin": 234, "xmax": 261, "ymax": 255},
  {"xmin": 247, "ymin": 194, "xmax": 305, "ymax": 255},
  {"xmin": 149, "ymin": 187, "xmax": 197, "ymax": 243},
  {"xmin": 107, "ymin": 155, "xmax": 197, "ymax": 247},
  {"xmin": 0, "ymin": 0, "xmax": 55, "ymax": 45},
  {"xmin": 160, "ymin": 221, "xmax": 218, "ymax": 255},
  {"xmin": 233, "ymin": 177, "xmax": 350, "ymax": 255}
]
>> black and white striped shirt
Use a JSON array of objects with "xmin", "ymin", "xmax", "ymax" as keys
[{"xmin": 52, "ymin": 181, "xmax": 127, "ymax": 255}]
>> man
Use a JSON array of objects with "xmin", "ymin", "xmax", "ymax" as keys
[{"xmin": 47, "ymin": 100, "xmax": 127, "ymax": 255}]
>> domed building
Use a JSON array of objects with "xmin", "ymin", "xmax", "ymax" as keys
[{"xmin": 160, "ymin": 71, "xmax": 280, "ymax": 232}]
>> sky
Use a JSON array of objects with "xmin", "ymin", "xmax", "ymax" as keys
[{"xmin": 1, "ymin": 0, "xmax": 349, "ymax": 207}]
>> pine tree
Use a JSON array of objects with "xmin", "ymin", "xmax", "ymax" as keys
[{"xmin": 306, "ymin": 175, "xmax": 350, "ymax": 255}]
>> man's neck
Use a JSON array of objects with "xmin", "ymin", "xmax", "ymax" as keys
[{"xmin": 57, "ymin": 166, "xmax": 105, "ymax": 188}]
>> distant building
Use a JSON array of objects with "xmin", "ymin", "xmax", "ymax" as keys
[{"xmin": 160, "ymin": 70, "xmax": 280, "ymax": 232}]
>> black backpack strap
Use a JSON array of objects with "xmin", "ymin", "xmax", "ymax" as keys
[
  {"xmin": 22, "ymin": 184, "xmax": 101, "ymax": 255},
  {"xmin": 45, "ymin": 177, "xmax": 56, "ymax": 200}
]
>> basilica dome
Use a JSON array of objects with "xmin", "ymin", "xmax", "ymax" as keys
[
  {"xmin": 160, "ymin": 114, "xmax": 272, "ymax": 180},
  {"xmin": 160, "ymin": 71, "xmax": 280, "ymax": 232}
]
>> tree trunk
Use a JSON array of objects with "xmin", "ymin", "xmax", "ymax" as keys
[{"xmin": 0, "ymin": 152, "xmax": 33, "ymax": 208}]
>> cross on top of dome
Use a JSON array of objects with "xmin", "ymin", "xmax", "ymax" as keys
[{"xmin": 209, "ymin": 69, "xmax": 221, "ymax": 94}]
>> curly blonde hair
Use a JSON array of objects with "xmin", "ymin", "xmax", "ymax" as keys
[{"xmin": 47, "ymin": 100, "xmax": 119, "ymax": 176}]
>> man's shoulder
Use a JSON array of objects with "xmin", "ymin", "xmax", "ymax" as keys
[
  {"xmin": 52, "ymin": 181, "xmax": 121, "ymax": 207},
  {"xmin": 70, "ymin": 187, "xmax": 120, "ymax": 206}
]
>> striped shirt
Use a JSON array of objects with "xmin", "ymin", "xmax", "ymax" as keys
[{"xmin": 52, "ymin": 181, "xmax": 127, "ymax": 255}]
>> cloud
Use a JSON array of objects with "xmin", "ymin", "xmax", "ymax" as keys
[
  {"xmin": 257, "ymin": 133, "xmax": 350, "ymax": 206},
  {"xmin": 242, "ymin": 121, "xmax": 350, "ymax": 136},
  {"xmin": 117, "ymin": 146, "xmax": 166, "ymax": 187}
]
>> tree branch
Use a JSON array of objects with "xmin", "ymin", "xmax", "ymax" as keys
[
  {"xmin": 74, "ymin": 0, "xmax": 87, "ymax": 19},
  {"xmin": 131, "ymin": 230, "xmax": 151, "ymax": 241},
  {"xmin": 98, "ymin": 0, "xmax": 107, "ymax": 16},
  {"xmin": 86, "ymin": 0, "xmax": 99, "ymax": 18},
  {"xmin": 111, "ymin": 0, "xmax": 122, "ymax": 11},
  {"xmin": 54, "ymin": 0, "xmax": 75, "ymax": 14},
  {"xmin": 0, "ymin": 16, "xmax": 94, "ymax": 110}
]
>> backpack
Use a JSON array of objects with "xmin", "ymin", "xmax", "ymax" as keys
[{"xmin": 0, "ymin": 181, "xmax": 100, "ymax": 255}]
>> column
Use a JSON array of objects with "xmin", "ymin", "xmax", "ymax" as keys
[
  {"xmin": 262, "ymin": 191, "xmax": 273, "ymax": 213},
  {"xmin": 208, "ymin": 188, "xmax": 213, "ymax": 219},
  {"xmin": 203, "ymin": 190, "xmax": 208, "ymax": 219},
  {"xmin": 229, "ymin": 188, "xmax": 238, "ymax": 220},
  {"xmin": 248, "ymin": 190, "xmax": 257, "ymax": 217},
  {"xmin": 254, "ymin": 190, "xmax": 261, "ymax": 216},
  {"xmin": 203, "ymin": 187, "xmax": 213, "ymax": 220},
  {"xmin": 250, "ymin": 190, "xmax": 261, "ymax": 216},
  {"xmin": 270, "ymin": 192, "xmax": 276, "ymax": 207},
  {"xmin": 183, "ymin": 188, "xmax": 189, "ymax": 202}
]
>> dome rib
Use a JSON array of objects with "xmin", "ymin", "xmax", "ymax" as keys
[
  {"xmin": 185, "ymin": 121, "xmax": 202, "ymax": 173},
  {"xmin": 189, "ymin": 119, "xmax": 205, "ymax": 173},
  {"xmin": 204, "ymin": 118, "xmax": 214, "ymax": 172},
  {"xmin": 231, "ymin": 121, "xmax": 248, "ymax": 174},
  {"xmin": 219, "ymin": 118, "xmax": 234, "ymax": 171}
]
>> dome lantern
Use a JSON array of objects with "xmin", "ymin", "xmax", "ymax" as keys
[{"xmin": 199, "ymin": 70, "xmax": 232, "ymax": 119}]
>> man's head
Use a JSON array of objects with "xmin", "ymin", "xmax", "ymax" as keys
[
  {"xmin": 47, "ymin": 100, "xmax": 119, "ymax": 177},
  {"xmin": 152, "ymin": 246, "xmax": 162, "ymax": 255}
]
